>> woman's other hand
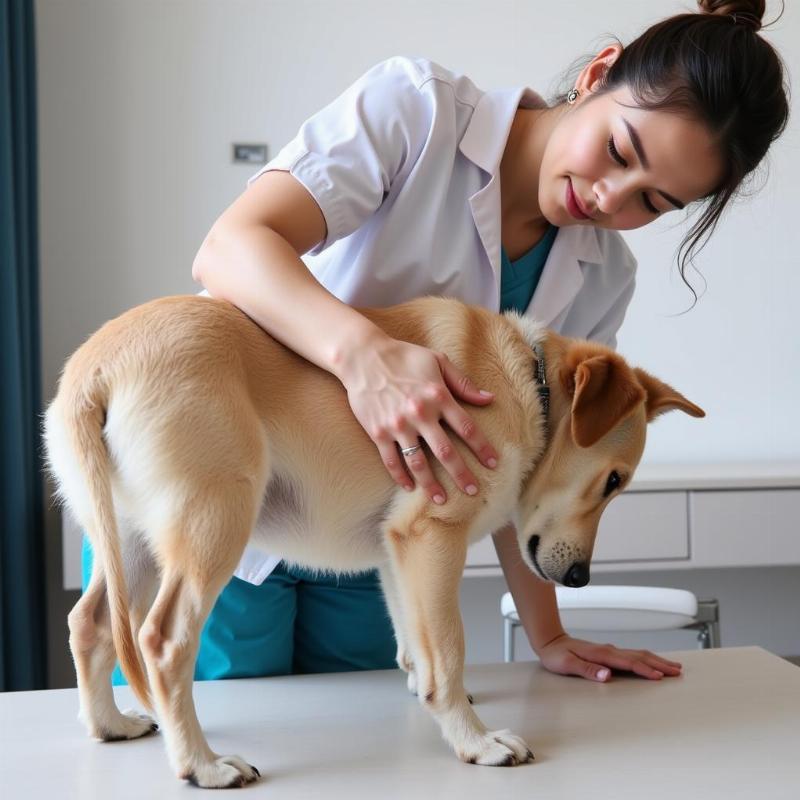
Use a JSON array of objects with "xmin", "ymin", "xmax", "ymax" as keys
[{"xmin": 537, "ymin": 633, "xmax": 683, "ymax": 682}]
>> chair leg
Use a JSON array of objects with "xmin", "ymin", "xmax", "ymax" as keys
[
  {"xmin": 709, "ymin": 618, "xmax": 721, "ymax": 649},
  {"xmin": 690, "ymin": 599, "xmax": 721, "ymax": 649},
  {"xmin": 503, "ymin": 618, "xmax": 515, "ymax": 663}
]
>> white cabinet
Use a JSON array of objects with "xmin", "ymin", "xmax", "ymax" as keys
[
  {"xmin": 464, "ymin": 463, "xmax": 800, "ymax": 576},
  {"xmin": 690, "ymin": 489, "xmax": 800, "ymax": 568}
]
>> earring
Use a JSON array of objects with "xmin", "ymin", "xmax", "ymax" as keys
[{"xmin": 567, "ymin": 88, "xmax": 579, "ymax": 105}]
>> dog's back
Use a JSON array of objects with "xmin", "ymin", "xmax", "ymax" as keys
[{"xmin": 45, "ymin": 294, "xmax": 538, "ymax": 576}]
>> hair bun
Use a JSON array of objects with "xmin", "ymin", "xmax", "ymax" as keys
[{"xmin": 697, "ymin": 0, "xmax": 765, "ymax": 32}]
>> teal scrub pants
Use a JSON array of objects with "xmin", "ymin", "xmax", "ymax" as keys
[{"xmin": 81, "ymin": 537, "xmax": 397, "ymax": 684}]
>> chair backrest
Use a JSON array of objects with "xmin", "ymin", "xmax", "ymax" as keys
[
  {"xmin": 501, "ymin": 586, "xmax": 698, "ymax": 632},
  {"xmin": 554, "ymin": 586, "xmax": 698, "ymax": 632}
]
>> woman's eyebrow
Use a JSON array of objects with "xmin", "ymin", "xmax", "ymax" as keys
[{"xmin": 622, "ymin": 117, "xmax": 686, "ymax": 210}]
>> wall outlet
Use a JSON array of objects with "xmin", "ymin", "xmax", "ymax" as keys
[{"xmin": 232, "ymin": 143, "xmax": 268, "ymax": 164}]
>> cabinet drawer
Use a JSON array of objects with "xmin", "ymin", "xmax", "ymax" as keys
[
  {"xmin": 690, "ymin": 489, "xmax": 800, "ymax": 567},
  {"xmin": 465, "ymin": 491, "xmax": 689, "ymax": 569},
  {"xmin": 594, "ymin": 491, "xmax": 689, "ymax": 563}
]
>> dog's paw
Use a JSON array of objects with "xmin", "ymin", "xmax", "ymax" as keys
[
  {"xmin": 184, "ymin": 755, "xmax": 260, "ymax": 789},
  {"xmin": 93, "ymin": 709, "xmax": 159, "ymax": 742},
  {"xmin": 458, "ymin": 729, "xmax": 534, "ymax": 767}
]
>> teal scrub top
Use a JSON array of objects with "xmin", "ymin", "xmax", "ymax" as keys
[{"xmin": 499, "ymin": 225, "xmax": 558, "ymax": 313}]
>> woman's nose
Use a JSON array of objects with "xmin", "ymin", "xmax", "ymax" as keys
[{"xmin": 593, "ymin": 179, "xmax": 625, "ymax": 217}]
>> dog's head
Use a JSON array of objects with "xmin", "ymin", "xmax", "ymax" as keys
[{"xmin": 515, "ymin": 338, "xmax": 704, "ymax": 586}]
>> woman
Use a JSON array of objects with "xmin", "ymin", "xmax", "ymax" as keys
[{"xmin": 83, "ymin": 0, "xmax": 789, "ymax": 684}]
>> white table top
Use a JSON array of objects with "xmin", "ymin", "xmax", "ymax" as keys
[{"xmin": 1, "ymin": 647, "xmax": 797, "ymax": 799}]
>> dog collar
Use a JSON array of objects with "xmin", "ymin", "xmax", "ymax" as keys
[{"xmin": 533, "ymin": 343, "xmax": 550, "ymax": 424}]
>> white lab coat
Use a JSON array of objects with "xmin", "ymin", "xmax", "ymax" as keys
[{"xmin": 230, "ymin": 56, "xmax": 637, "ymax": 585}]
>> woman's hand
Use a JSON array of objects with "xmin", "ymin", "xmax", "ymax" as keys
[
  {"xmin": 536, "ymin": 633, "xmax": 683, "ymax": 682},
  {"xmin": 337, "ymin": 335, "xmax": 499, "ymax": 504}
]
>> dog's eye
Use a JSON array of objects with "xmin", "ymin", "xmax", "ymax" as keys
[{"xmin": 604, "ymin": 471, "xmax": 621, "ymax": 498}]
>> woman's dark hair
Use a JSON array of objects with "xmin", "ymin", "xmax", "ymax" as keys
[{"xmin": 559, "ymin": 0, "xmax": 790, "ymax": 301}]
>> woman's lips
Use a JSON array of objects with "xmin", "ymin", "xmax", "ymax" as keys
[{"xmin": 565, "ymin": 178, "xmax": 592, "ymax": 220}]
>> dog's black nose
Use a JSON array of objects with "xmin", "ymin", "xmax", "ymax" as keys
[{"xmin": 564, "ymin": 562, "xmax": 590, "ymax": 587}]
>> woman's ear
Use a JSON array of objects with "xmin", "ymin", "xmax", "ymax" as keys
[{"xmin": 574, "ymin": 44, "xmax": 624, "ymax": 97}]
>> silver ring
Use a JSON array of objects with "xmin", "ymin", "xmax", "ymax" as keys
[{"xmin": 400, "ymin": 444, "xmax": 422, "ymax": 457}]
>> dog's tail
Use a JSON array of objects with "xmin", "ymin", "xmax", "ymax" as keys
[{"xmin": 61, "ymin": 370, "xmax": 153, "ymax": 711}]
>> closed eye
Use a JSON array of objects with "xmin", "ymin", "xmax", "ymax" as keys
[
  {"xmin": 607, "ymin": 136, "xmax": 627, "ymax": 167},
  {"xmin": 642, "ymin": 194, "xmax": 660, "ymax": 215},
  {"xmin": 608, "ymin": 136, "xmax": 661, "ymax": 215}
]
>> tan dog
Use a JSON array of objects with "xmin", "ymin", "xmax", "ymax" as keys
[{"xmin": 44, "ymin": 294, "xmax": 703, "ymax": 788}]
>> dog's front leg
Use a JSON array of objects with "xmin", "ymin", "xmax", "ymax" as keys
[
  {"xmin": 377, "ymin": 563, "xmax": 418, "ymax": 695},
  {"xmin": 385, "ymin": 520, "xmax": 533, "ymax": 766}
]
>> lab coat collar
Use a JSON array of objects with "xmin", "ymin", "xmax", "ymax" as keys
[
  {"xmin": 460, "ymin": 85, "xmax": 604, "ymax": 327},
  {"xmin": 459, "ymin": 86, "xmax": 546, "ymax": 176},
  {"xmin": 528, "ymin": 225, "xmax": 602, "ymax": 327},
  {"xmin": 461, "ymin": 86, "xmax": 547, "ymax": 307}
]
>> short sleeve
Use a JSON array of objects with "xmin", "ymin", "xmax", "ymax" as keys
[{"xmin": 247, "ymin": 57, "xmax": 431, "ymax": 255}]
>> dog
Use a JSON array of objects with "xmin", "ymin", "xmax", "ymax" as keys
[{"xmin": 43, "ymin": 294, "xmax": 703, "ymax": 788}]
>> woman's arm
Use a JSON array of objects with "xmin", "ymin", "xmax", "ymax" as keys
[
  {"xmin": 492, "ymin": 523, "xmax": 683, "ymax": 681},
  {"xmin": 193, "ymin": 170, "xmax": 498, "ymax": 502},
  {"xmin": 492, "ymin": 523, "xmax": 566, "ymax": 650},
  {"xmin": 193, "ymin": 170, "xmax": 373, "ymax": 376}
]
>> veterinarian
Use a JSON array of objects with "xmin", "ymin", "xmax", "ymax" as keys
[{"xmin": 83, "ymin": 1, "xmax": 788, "ymax": 684}]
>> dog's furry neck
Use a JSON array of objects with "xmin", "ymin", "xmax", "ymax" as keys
[{"xmin": 501, "ymin": 310, "xmax": 547, "ymax": 354}]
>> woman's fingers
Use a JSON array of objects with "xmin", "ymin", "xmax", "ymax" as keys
[
  {"xmin": 403, "ymin": 383, "xmax": 489, "ymax": 499},
  {"xmin": 438, "ymin": 353, "xmax": 494, "ymax": 406},
  {"xmin": 399, "ymin": 439, "xmax": 448, "ymax": 504},
  {"xmin": 438, "ymin": 356, "xmax": 500, "ymax": 469},
  {"xmin": 385, "ymin": 416, "xmax": 448, "ymax": 503},
  {"xmin": 589, "ymin": 647, "xmax": 681, "ymax": 680},
  {"xmin": 373, "ymin": 428, "xmax": 415, "ymax": 492},
  {"xmin": 343, "ymin": 339, "xmax": 498, "ymax": 500},
  {"xmin": 641, "ymin": 651, "xmax": 682, "ymax": 675},
  {"xmin": 413, "ymin": 422, "xmax": 479, "ymax": 500},
  {"xmin": 439, "ymin": 400, "xmax": 498, "ymax": 471}
]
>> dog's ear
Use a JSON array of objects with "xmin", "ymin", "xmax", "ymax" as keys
[
  {"xmin": 560, "ymin": 348, "xmax": 646, "ymax": 448},
  {"xmin": 632, "ymin": 368, "xmax": 706, "ymax": 421}
]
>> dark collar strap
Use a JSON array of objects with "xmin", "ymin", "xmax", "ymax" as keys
[{"xmin": 533, "ymin": 343, "xmax": 550, "ymax": 421}]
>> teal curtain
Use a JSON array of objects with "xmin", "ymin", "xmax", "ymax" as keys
[{"xmin": 0, "ymin": 0, "xmax": 47, "ymax": 691}]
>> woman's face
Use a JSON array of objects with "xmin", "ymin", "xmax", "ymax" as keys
[{"xmin": 538, "ymin": 85, "xmax": 723, "ymax": 231}]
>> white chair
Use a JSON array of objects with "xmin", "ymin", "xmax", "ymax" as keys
[{"xmin": 501, "ymin": 586, "xmax": 720, "ymax": 662}]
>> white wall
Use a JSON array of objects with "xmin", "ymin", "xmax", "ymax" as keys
[
  {"xmin": 35, "ymin": 0, "xmax": 799, "ymax": 685},
  {"xmin": 36, "ymin": 0, "xmax": 800, "ymax": 462}
]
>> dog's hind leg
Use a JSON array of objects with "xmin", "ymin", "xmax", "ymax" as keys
[
  {"xmin": 137, "ymin": 486, "xmax": 263, "ymax": 789},
  {"xmin": 68, "ymin": 535, "xmax": 159, "ymax": 741},
  {"xmin": 385, "ymin": 519, "xmax": 533, "ymax": 767}
]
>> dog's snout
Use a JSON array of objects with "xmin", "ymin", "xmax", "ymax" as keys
[{"xmin": 564, "ymin": 562, "xmax": 590, "ymax": 588}]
